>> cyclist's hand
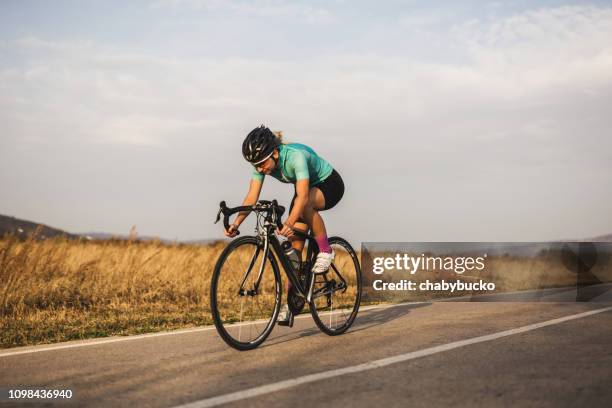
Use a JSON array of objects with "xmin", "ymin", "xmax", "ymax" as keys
[
  {"xmin": 277, "ymin": 222, "xmax": 294, "ymax": 238},
  {"xmin": 225, "ymin": 224, "xmax": 240, "ymax": 238}
]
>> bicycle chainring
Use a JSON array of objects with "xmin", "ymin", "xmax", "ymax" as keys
[
  {"xmin": 288, "ymin": 265, "xmax": 311, "ymax": 315},
  {"xmin": 287, "ymin": 286, "xmax": 305, "ymax": 315}
]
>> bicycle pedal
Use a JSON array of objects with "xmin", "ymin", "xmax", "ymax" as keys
[{"xmin": 277, "ymin": 312, "xmax": 294, "ymax": 328}]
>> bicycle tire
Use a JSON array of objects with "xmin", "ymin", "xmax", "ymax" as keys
[
  {"xmin": 309, "ymin": 236, "xmax": 362, "ymax": 336},
  {"xmin": 210, "ymin": 235, "xmax": 282, "ymax": 350}
]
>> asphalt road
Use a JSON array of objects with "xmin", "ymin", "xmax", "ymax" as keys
[{"xmin": 2, "ymin": 293, "xmax": 612, "ymax": 407}]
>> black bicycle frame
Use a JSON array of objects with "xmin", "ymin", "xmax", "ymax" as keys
[
  {"xmin": 238, "ymin": 223, "xmax": 350, "ymax": 304},
  {"xmin": 217, "ymin": 200, "xmax": 344, "ymax": 303},
  {"xmin": 264, "ymin": 226, "xmax": 317, "ymax": 300}
]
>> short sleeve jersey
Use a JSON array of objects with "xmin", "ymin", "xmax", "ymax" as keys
[{"xmin": 251, "ymin": 143, "xmax": 333, "ymax": 186}]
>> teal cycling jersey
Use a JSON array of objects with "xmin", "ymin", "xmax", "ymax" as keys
[{"xmin": 251, "ymin": 143, "xmax": 333, "ymax": 186}]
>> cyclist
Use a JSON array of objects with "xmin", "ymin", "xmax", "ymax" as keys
[{"xmin": 224, "ymin": 125, "xmax": 345, "ymax": 327}]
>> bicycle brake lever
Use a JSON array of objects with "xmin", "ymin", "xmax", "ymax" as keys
[{"xmin": 214, "ymin": 208, "xmax": 222, "ymax": 224}]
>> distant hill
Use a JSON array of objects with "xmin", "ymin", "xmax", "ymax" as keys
[
  {"xmin": 79, "ymin": 232, "xmax": 223, "ymax": 245},
  {"xmin": 3, "ymin": 213, "xmax": 610, "ymax": 245},
  {"xmin": 78, "ymin": 232, "xmax": 173, "ymax": 242},
  {"xmin": 591, "ymin": 233, "xmax": 612, "ymax": 242},
  {"xmin": 0, "ymin": 214, "xmax": 78, "ymax": 239},
  {"xmin": 76, "ymin": 232, "xmax": 224, "ymax": 245},
  {"xmin": 0, "ymin": 214, "xmax": 221, "ymax": 245}
]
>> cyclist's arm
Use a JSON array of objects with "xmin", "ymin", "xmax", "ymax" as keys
[
  {"xmin": 233, "ymin": 178, "xmax": 263, "ymax": 226},
  {"xmin": 286, "ymin": 149, "xmax": 310, "ymax": 226},
  {"xmin": 287, "ymin": 179, "xmax": 309, "ymax": 226}
]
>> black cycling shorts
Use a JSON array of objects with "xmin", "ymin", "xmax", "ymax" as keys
[{"xmin": 289, "ymin": 169, "xmax": 345, "ymax": 215}]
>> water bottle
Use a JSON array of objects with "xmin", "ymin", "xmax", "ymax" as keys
[{"xmin": 281, "ymin": 241, "xmax": 301, "ymax": 272}]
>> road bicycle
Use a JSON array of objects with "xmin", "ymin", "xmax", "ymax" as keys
[{"xmin": 211, "ymin": 200, "xmax": 362, "ymax": 350}]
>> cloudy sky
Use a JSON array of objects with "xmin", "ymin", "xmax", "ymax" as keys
[{"xmin": 1, "ymin": 0, "xmax": 612, "ymax": 244}]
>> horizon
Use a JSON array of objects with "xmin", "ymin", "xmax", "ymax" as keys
[{"xmin": 2, "ymin": 211, "xmax": 611, "ymax": 244}]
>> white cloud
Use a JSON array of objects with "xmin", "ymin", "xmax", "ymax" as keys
[
  {"xmin": 150, "ymin": 0, "xmax": 335, "ymax": 23},
  {"xmin": 2, "ymin": 4, "xmax": 612, "ymax": 240},
  {"xmin": 2, "ymin": 5, "xmax": 612, "ymax": 152},
  {"xmin": 454, "ymin": 5, "xmax": 612, "ymax": 65}
]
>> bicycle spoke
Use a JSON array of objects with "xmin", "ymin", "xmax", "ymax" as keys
[
  {"xmin": 309, "ymin": 237, "xmax": 362, "ymax": 335},
  {"xmin": 238, "ymin": 296, "xmax": 244, "ymax": 342},
  {"xmin": 211, "ymin": 236, "xmax": 280, "ymax": 350},
  {"xmin": 329, "ymin": 293, "xmax": 333, "ymax": 328}
]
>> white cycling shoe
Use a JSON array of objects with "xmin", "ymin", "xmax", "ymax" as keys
[
  {"xmin": 277, "ymin": 304, "xmax": 294, "ymax": 327},
  {"xmin": 311, "ymin": 250, "xmax": 335, "ymax": 274}
]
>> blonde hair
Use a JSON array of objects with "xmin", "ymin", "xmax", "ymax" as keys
[{"xmin": 273, "ymin": 130, "xmax": 285, "ymax": 144}]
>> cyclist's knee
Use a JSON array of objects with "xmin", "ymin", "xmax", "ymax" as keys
[
  {"xmin": 303, "ymin": 203, "xmax": 317, "ymax": 217},
  {"xmin": 292, "ymin": 220, "xmax": 309, "ymax": 235},
  {"xmin": 309, "ymin": 187, "xmax": 326, "ymax": 210}
]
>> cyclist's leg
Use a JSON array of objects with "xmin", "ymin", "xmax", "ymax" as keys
[
  {"xmin": 288, "ymin": 191, "xmax": 307, "ymax": 254},
  {"xmin": 285, "ymin": 189, "xmax": 325, "ymax": 284},
  {"xmin": 300, "ymin": 187, "xmax": 326, "ymax": 235},
  {"xmin": 303, "ymin": 170, "xmax": 345, "ymax": 271},
  {"xmin": 290, "ymin": 170, "xmax": 344, "ymax": 268},
  {"xmin": 301, "ymin": 188, "xmax": 340, "ymax": 274},
  {"xmin": 279, "ymin": 193, "xmax": 313, "ymax": 326},
  {"xmin": 287, "ymin": 185, "xmax": 326, "ymax": 246},
  {"xmin": 289, "ymin": 220, "xmax": 308, "ymax": 252},
  {"xmin": 300, "ymin": 187, "xmax": 328, "ymax": 249},
  {"xmin": 280, "ymin": 179, "xmax": 340, "ymax": 324},
  {"xmin": 307, "ymin": 170, "xmax": 345, "ymax": 229},
  {"xmin": 290, "ymin": 169, "xmax": 344, "ymax": 247},
  {"xmin": 285, "ymin": 192, "xmax": 310, "ymax": 294}
]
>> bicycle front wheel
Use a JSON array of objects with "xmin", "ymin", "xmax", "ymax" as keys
[
  {"xmin": 310, "ymin": 236, "xmax": 362, "ymax": 335},
  {"xmin": 210, "ymin": 236, "xmax": 281, "ymax": 350}
]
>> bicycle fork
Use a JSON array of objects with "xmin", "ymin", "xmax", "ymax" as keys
[{"xmin": 238, "ymin": 235, "xmax": 268, "ymax": 296}]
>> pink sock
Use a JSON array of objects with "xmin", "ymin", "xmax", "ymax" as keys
[{"xmin": 315, "ymin": 234, "xmax": 332, "ymax": 253}]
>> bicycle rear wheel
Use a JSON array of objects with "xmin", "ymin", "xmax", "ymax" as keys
[
  {"xmin": 310, "ymin": 236, "xmax": 362, "ymax": 335},
  {"xmin": 210, "ymin": 236, "xmax": 281, "ymax": 350}
]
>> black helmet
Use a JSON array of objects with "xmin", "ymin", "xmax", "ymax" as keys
[{"xmin": 242, "ymin": 125, "xmax": 278, "ymax": 164}]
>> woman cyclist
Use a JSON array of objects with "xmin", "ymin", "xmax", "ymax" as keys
[{"xmin": 224, "ymin": 125, "xmax": 345, "ymax": 327}]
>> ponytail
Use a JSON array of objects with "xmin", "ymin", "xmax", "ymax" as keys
[{"xmin": 273, "ymin": 130, "xmax": 285, "ymax": 145}]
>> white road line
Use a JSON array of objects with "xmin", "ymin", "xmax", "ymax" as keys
[
  {"xmin": 0, "ymin": 326, "xmax": 217, "ymax": 358},
  {"xmin": 173, "ymin": 306, "xmax": 612, "ymax": 408},
  {"xmin": 0, "ymin": 302, "xmax": 417, "ymax": 358}
]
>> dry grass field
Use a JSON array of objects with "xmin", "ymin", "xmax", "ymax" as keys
[
  {"xmin": 1, "ymin": 231, "xmax": 226, "ymax": 348},
  {"xmin": 362, "ymin": 247, "xmax": 612, "ymax": 303},
  {"xmin": 3, "ymin": 232, "xmax": 610, "ymax": 349},
  {"xmin": 0, "ymin": 231, "xmax": 359, "ymax": 348}
]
